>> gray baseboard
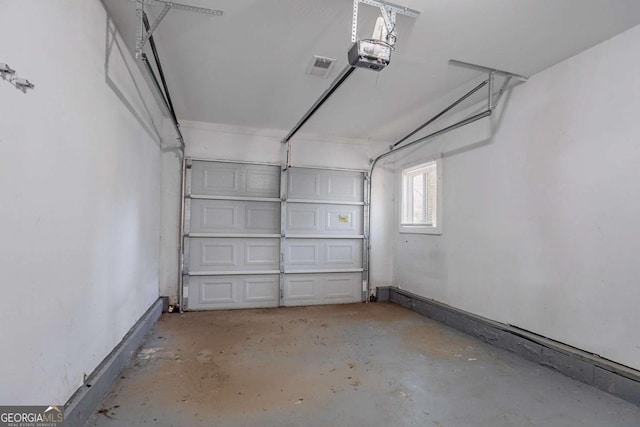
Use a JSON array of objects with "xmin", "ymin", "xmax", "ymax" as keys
[
  {"xmin": 379, "ymin": 286, "xmax": 640, "ymax": 407},
  {"xmin": 161, "ymin": 295, "xmax": 170, "ymax": 313},
  {"xmin": 63, "ymin": 298, "xmax": 163, "ymax": 426}
]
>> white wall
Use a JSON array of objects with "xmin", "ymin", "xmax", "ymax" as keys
[
  {"xmin": 0, "ymin": 0, "xmax": 172, "ymax": 404},
  {"xmin": 181, "ymin": 120, "xmax": 384, "ymax": 169},
  {"xmin": 388, "ymin": 25, "xmax": 640, "ymax": 371},
  {"xmin": 159, "ymin": 150, "xmax": 182, "ymax": 303},
  {"xmin": 369, "ymin": 161, "xmax": 395, "ymax": 289}
]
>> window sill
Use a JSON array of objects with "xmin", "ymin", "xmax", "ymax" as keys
[{"xmin": 399, "ymin": 225, "xmax": 442, "ymax": 235}]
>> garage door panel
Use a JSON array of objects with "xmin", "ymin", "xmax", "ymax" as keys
[
  {"xmin": 326, "ymin": 240, "xmax": 361, "ymax": 266},
  {"xmin": 191, "ymin": 200, "xmax": 279, "ymax": 234},
  {"xmin": 288, "ymin": 168, "xmax": 363, "ymax": 202},
  {"xmin": 202, "ymin": 205, "xmax": 239, "ymax": 230},
  {"xmin": 283, "ymin": 168, "xmax": 365, "ymax": 306},
  {"xmin": 245, "ymin": 205, "xmax": 280, "ymax": 231},
  {"xmin": 200, "ymin": 278, "xmax": 235, "ymax": 304},
  {"xmin": 188, "ymin": 275, "xmax": 279, "ymax": 310},
  {"xmin": 286, "ymin": 243, "xmax": 318, "ymax": 265},
  {"xmin": 201, "ymin": 242, "xmax": 236, "ymax": 266},
  {"xmin": 326, "ymin": 175, "xmax": 361, "ymax": 201},
  {"xmin": 288, "ymin": 171, "xmax": 321, "ymax": 198},
  {"xmin": 192, "ymin": 161, "xmax": 280, "ymax": 198},
  {"xmin": 285, "ymin": 239, "xmax": 362, "ymax": 271},
  {"xmin": 190, "ymin": 238, "xmax": 279, "ymax": 272},
  {"xmin": 325, "ymin": 274, "xmax": 361, "ymax": 299},
  {"xmin": 285, "ymin": 277, "xmax": 317, "ymax": 301},
  {"xmin": 284, "ymin": 273, "xmax": 362, "ymax": 306},
  {"xmin": 287, "ymin": 206, "xmax": 320, "ymax": 231},
  {"xmin": 245, "ymin": 241, "xmax": 280, "ymax": 266},
  {"xmin": 243, "ymin": 276, "xmax": 280, "ymax": 302},
  {"xmin": 326, "ymin": 207, "xmax": 361, "ymax": 233},
  {"xmin": 201, "ymin": 167, "xmax": 239, "ymax": 194},
  {"xmin": 286, "ymin": 204, "xmax": 363, "ymax": 235},
  {"xmin": 246, "ymin": 169, "xmax": 280, "ymax": 195}
]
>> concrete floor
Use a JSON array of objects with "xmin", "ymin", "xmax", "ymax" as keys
[{"xmin": 87, "ymin": 303, "xmax": 640, "ymax": 427}]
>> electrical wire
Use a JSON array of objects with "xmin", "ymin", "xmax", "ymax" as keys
[{"xmin": 361, "ymin": 38, "xmax": 395, "ymax": 50}]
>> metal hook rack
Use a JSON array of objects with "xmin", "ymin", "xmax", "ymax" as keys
[{"xmin": 1, "ymin": 62, "xmax": 35, "ymax": 92}]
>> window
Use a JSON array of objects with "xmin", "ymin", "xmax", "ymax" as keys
[{"xmin": 400, "ymin": 157, "xmax": 442, "ymax": 234}]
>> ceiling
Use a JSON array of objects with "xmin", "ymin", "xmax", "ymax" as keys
[{"xmin": 104, "ymin": 0, "xmax": 640, "ymax": 143}]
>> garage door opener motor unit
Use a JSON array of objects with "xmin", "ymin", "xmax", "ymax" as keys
[{"xmin": 348, "ymin": 0, "xmax": 419, "ymax": 71}]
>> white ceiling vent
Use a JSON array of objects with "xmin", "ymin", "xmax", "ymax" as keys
[{"xmin": 306, "ymin": 55, "xmax": 336, "ymax": 78}]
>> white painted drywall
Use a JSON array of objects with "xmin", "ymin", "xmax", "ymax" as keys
[
  {"xmin": 181, "ymin": 121, "xmax": 284, "ymax": 165},
  {"xmin": 0, "ymin": 1, "xmax": 172, "ymax": 404},
  {"xmin": 181, "ymin": 120, "xmax": 384, "ymax": 170},
  {"xmin": 388, "ymin": 25, "xmax": 640, "ymax": 371},
  {"xmin": 368, "ymin": 161, "xmax": 395, "ymax": 289},
  {"xmin": 159, "ymin": 151, "xmax": 182, "ymax": 303}
]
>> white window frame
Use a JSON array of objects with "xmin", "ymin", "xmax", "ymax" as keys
[{"xmin": 399, "ymin": 155, "xmax": 443, "ymax": 235}]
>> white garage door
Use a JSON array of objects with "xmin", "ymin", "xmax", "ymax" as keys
[
  {"xmin": 183, "ymin": 161, "xmax": 366, "ymax": 310},
  {"xmin": 283, "ymin": 167, "xmax": 365, "ymax": 306},
  {"xmin": 184, "ymin": 161, "xmax": 282, "ymax": 310}
]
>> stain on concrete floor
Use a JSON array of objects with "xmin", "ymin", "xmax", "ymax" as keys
[{"xmin": 87, "ymin": 303, "xmax": 640, "ymax": 427}]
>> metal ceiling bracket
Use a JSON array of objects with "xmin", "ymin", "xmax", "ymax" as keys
[
  {"xmin": 389, "ymin": 61, "xmax": 526, "ymax": 150},
  {"xmin": 139, "ymin": 4, "xmax": 171, "ymax": 49},
  {"xmin": 359, "ymin": 0, "xmax": 420, "ymax": 18},
  {"xmin": 351, "ymin": 0, "xmax": 419, "ymax": 44},
  {"xmin": 488, "ymin": 71, "xmax": 495, "ymax": 110},
  {"xmin": 493, "ymin": 76, "xmax": 513, "ymax": 108},
  {"xmin": 131, "ymin": 0, "xmax": 223, "ymax": 59},
  {"xmin": 351, "ymin": 0, "xmax": 360, "ymax": 43},
  {"xmin": 449, "ymin": 59, "xmax": 529, "ymax": 82},
  {"xmin": 449, "ymin": 59, "xmax": 528, "ymax": 115},
  {"xmin": 378, "ymin": 5, "xmax": 396, "ymax": 46}
]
